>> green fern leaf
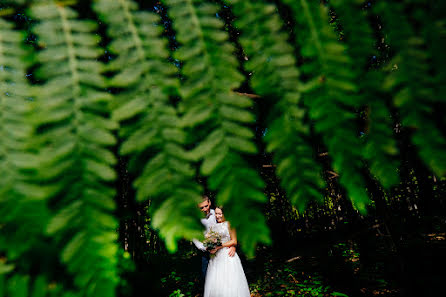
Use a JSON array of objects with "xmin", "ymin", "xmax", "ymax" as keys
[
  {"xmin": 30, "ymin": 2, "xmax": 119, "ymax": 296},
  {"xmin": 423, "ymin": 1, "xmax": 446, "ymax": 103},
  {"xmin": 0, "ymin": 18, "xmax": 51, "ymax": 287},
  {"xmin": 94, "ymin": 0, "xmax": 204, "ymax": 252},
  {"xmin": 283, "ymin": 0, "xmax": 369, "ymax": 212},
  {"xmin": 226, "ymin": 0, "xmax": 326, "ymax": 212},
  {"xmin": 0, "ymin": 263, "xmax": 14, "ymax": 275},
  {"xmin": 330, "ymin": 0, "xmax": 400, "ymax": 188},
  {"xmin": 375, "ymin": 1, "xmax": 446, "ymax": 177},
  {"xmin": 163, "ymin": 0, "xmax": 271, "ymax": 256},
  {"xmin": 7, "ymin": 275, "xmax": 28, "ymax": 297}
]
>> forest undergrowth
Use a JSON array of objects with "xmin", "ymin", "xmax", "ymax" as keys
[{"xmin": 152, "ymin": 222, "xmax": 445, "ymax": 297}]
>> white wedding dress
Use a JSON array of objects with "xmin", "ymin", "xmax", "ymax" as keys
[{"xmin": 203, "ymin": 221, "xmax": 251, "ymax": 297}]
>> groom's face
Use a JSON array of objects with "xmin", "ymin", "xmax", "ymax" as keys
[{"xmin": 198, "ymin": 199, "xmax": 211, "ymax": 215}]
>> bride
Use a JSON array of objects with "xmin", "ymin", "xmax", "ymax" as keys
[{"xmin": 204, "ymin": 206, "xmax": 251, "ymax": 297}]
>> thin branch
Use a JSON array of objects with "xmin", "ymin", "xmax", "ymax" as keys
[
  {"xmin": 234, "ymin": 91, "xmax": 261, "ymax": 99},
  {"xmin": 327, "ymin": 170, "xmax": 339, "ymax": 179}
]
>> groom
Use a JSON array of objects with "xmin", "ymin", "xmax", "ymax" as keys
[{"xmin": 193, "ymin": 195, "xmax": 236, "ymax": 286}]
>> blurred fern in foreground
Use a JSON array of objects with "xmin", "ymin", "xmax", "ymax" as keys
[
  {"xmin": 283, "ymin": 0, "xmax": 370, "ymax": 212},
  {"xmin": 163, "ymin": 0, "xmax": 271, "ymax": 254},
  {"xmin": 28, "ymin": 2, "xmax": 119, "ymax": 296},
  {"xmin": 330, "ymin": 0, "xmax": 400, "ymax": 189},
  {"xmin": 94, "ymin": 0, "xmax": 204, "ymax": 253},
  {"xmin": 226, "ymin": 0, "xmax": 325, "ymax": 212},
  {"xmin": 375, "ymin": 0, "xmax": 446, "ymax": 177}
]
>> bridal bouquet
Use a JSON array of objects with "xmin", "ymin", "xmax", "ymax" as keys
[{"xmin": 203, "ymin": 228, "xmax": 222, "ymax": 251}]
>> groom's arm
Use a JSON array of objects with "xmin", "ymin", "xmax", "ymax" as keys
[
  {"xmin": 192, "ymin": 238, "xmax": 206, "ymax": 252},
  {"xmin": 192, "ymin": 209, "xmax": 215, "ymax": 252}
]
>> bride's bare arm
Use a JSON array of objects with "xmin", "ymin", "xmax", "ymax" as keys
[{"xmin": 222, "ymin": 223, "xmax": 237, "ymax": 248}]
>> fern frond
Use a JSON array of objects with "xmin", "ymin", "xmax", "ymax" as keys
[
  {"xmin": 94, "ymin": 0, "xmax": 203, "ymax": 252},
  {"xmin": 0, "ymin": 0, "xmax": 25, "ymax": 11},
  {"xmin": 163, "ymin": 0, "xmax": 270, "ymax": 256},
  {"xmin": 30, "ymin": 2, "xmax": 119, "ymax": 296},
  {"xmin": 283, "ymin": 0, "xmax": 369, "ymax": 212},
  {"xmin": 0, "ymin": 17, "xmax": 50, "ymax": 261},
  {"xmin": 423, "ymin": 1, "xmax": 446, "ymax": 102},
  {"xmin": 375, "ymin": 1, "xmax": 446, "ymax": 177},
  {"xmin": 224, "ymin": 0, "xmax": 325, "ymax": 212},
  {"xmin": 330, "ymin": 0, "xmax": 399, "ymax": 188},
  {"xmin": 0, "ymin": 16, "xmax": 62, "ymax": 297},
  {"xmin": 330, "ymin": 0, "xmax": 375, "ymax": 69}
]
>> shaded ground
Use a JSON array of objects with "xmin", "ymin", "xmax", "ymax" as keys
[{"xmin": 149, "ymin": 228, "xmax": 445, "ymax": 297}]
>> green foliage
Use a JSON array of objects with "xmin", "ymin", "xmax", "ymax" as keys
[
  {"xmin": 93, "ymin": 0, "xmax": 203, "ymax": 253},
  {"xmin": 423, "ymin": 1, "xmax": 446, "ymax": 103},
  {"xmin": 226, "ymin": 0, "xmax": 325, "ymax": 212},
  {"xmin": 161, "ymin": 271, "xmax": 193, "ymax": 297},
  {"xmin": 0, "ymin": 16, "xmax": 54, "ymax": 297},
  {"xmin": 331, "ymin": 241, "xmax": 360, "ymax": 273},
  {"xmin": 163, "ymin": 0, "xmax": 270, "ymax": 256},
  {"xmin": 249, "ymin": 259, "xmax": 349, "ymax": 297},
  {"xmin": 374, "ymin": 0, "xmax": 446, "ymax": 176},
  {"xmin": 0, "ymin": 17, "xmax": 42, "ymax": 260},
  {"xmin": 282, "ymin": 0, "xmax": 369, "ymax": 212},
  {"xmin": 29, "ymin": 1, "xmax": 119, "ymax": 296},
  {"xmin": 168, "ymin": 289, "xmax": 185, "ymax": 297},
  {"xmin": 0, "ymin": 0, "xmax": 445, "ymax": 296},
  {"xmin": 330, "ymin": 0, "xmax": 399, "ymax": 189}
]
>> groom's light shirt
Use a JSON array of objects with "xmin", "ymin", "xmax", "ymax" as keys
[{"xmin": 193, "ymin": 209, "xmax": 216, "ymax": 252}]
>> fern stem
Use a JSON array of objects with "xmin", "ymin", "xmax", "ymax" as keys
[
  {"xmin": 283, "ymin": 0, "xmax": 370, "ymax": 212},
  {"xmin": 58, "ymin": 6, "xmax": 79, "ymax": 94},
  {"xmin": 58, "ymin": 5, "xmax": 81, "ymax": 133},
  {"xmin": 299, "ymin": 0, "xmax": 325, "ymax": 65},
  {"xmin": 119, "ymin": 0, "xmax": 145, "ymax": 61},
  {"xmin": 183, "ymin": 0, "xmax": 217, "ymax": 96}
]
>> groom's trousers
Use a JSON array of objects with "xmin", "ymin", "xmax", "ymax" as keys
[{"xmin": 201, "ymin": 252, "xmax": 210, "ymax": 285}]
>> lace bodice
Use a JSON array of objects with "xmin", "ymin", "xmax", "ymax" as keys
[{"xmin": 209, "ymin": 221, "xmax": 231, "ymax": 244}]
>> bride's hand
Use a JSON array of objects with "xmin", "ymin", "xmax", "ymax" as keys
[
  {"xmin": 210, "ymin": 246, "xmax": 222, "ymax": 254},
  {"xmin": 228, "ymin": 246, "xmax": 236, "ymax": 257}
]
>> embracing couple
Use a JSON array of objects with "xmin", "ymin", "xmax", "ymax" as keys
[{"xmin": 193, "ymin": 196, "xmax": 251, "ymax": 297}]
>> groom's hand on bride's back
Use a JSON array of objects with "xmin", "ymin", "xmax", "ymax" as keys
[{"xmin": 228, "ymin": 246, "xmax": 236, "ymax": 257}]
